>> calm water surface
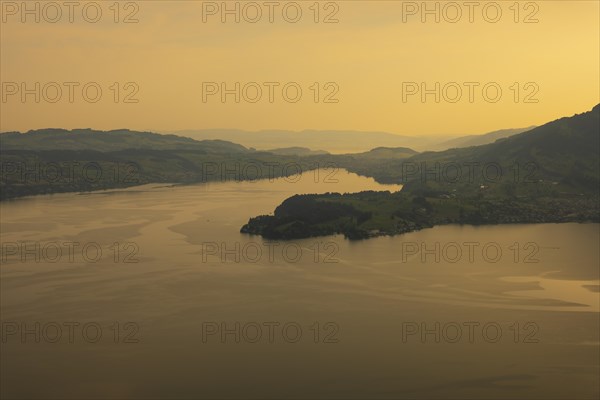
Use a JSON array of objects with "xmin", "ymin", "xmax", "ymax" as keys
[{"xmin": 1, "ymin": 170, "xmax": 598, "ymax": 399}]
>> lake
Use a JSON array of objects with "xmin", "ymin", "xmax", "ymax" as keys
[{"xmin": 1, "ymin": 170, "xmax": 598, "ymax": 399}]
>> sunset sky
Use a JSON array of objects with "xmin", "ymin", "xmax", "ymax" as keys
[{"xmin": 1, "ymin": 0, "xmax": 598, "ymax": 136}]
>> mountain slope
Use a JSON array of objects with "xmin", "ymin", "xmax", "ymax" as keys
[
  {"xmin": 431, "ymin": 127, "xmax": 536, "ymax": 151},
  {"xmin": 406, "ymin": 104, "xmax": 600, "ymax": 192},
  {"xmin": 242, "ymin": 105, "xmax": 600, "ymax": 240}
]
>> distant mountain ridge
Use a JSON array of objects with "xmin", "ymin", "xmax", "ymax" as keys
[
  {"xmin": 167, "ymin": 129, "xmax": 439, "ymax": 153},
  {"xmin": 165, "ymin": 128, "xmax": 532, "ymax": 153},
  {"xmin": 349, "ymin": 147, "xmax": 418, "ymax": 159},
  {"xmin": 266, "ymin": 147, "xmax": 329, "ymax": 156},
  {"xmin": 2, "ymin": 126, "xmax": 534, "ymax": 155},
  {"xmin": 0, "ymin": 128, "xmax": 249, "ymax": 153}
]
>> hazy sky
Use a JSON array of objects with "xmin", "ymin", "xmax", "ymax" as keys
[{"xmin": 1, "ymin": 0, "xmax": 598, "ymax": 135}]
